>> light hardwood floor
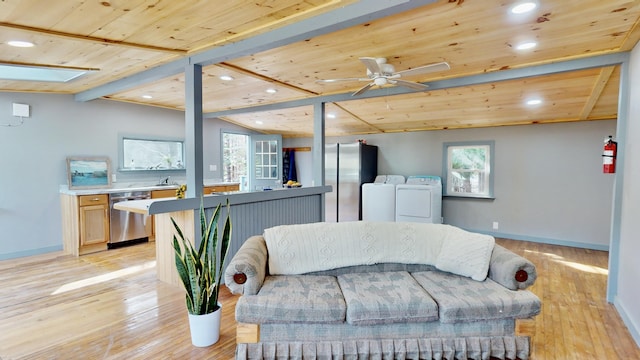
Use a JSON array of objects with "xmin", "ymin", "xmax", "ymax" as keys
[{"xmin": 0, "ymin": 239, "xmax": 638, "ymax": 359}]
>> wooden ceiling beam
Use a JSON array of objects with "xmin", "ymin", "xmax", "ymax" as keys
[
  {"xmin": 216, "ymin": 62, "xmax": 316, "ymax": 95},
  {"xmin": 0, "ymin": 60, "xmax": 99, "ymax": 72},
  {"xmin": 0, "ymin": 22, "xmax": 187, "ymax": 55},
  {"xmin": 332, "ymin": 103, "xmax": 384, "ymax": 134},
  {"xmin": 580, "ymin": 66, "xmax": 616, "ymax": 120},
  {"xmin": 620, "ymin": 13, "xmax": 640, "ymax": 51}
]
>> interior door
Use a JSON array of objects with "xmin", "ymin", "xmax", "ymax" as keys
[{"xmin": 249, "ymin": 134, "xmax": 282, "ymax": 191}]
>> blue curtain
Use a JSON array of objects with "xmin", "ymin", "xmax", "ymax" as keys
[{"xmin": 283, "ymin": 149, "xmax": 297, "ymax": 183}]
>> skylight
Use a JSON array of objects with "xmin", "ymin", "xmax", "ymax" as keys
[{"xmin": 0, "ymin": 64, "xmax": 91, "ymax": 82}]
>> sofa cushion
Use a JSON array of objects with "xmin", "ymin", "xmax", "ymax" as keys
[
  {"xmin": 337, "ymin": 271, "xmax": 439, "ymax": 325},
  {"xmin": 411, "ymin": 271, "xmax": 541, "ymax": 324},
  {"xmin": 235, "ymin": 275, "xmax": 346, "ymax": 324},
  {"xmin": 434, "ymin": 227, "xmax": 495, "ymax": 281}
]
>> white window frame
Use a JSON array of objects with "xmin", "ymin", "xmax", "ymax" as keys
[
  {"xmin": 221, "ymin": 131, "xmax": 248, "ymax": 184},
  {"xmin": 442, "ymin": 141, "xmax": 495, "ymax": 198},
  {"xmin": 119, "ymin": 136, "xmax": 185, "ymax": 171}
]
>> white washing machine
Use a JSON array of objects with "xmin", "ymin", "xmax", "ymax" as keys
[
  {"xmin": 395, "ymin": 175, "xmax": 442, "ymax": 223},
  {"xmin": 362, "ymin": 175, "xmax": 405, "ymax": 222}
]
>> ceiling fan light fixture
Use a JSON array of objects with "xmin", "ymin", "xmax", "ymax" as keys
[
  {"xmin": 374, "ymin": 77, "xmax": 388, "ymax": 86},
  {"xmin": 321, "ymin": 57, "xmax": 450, "ymax": 96},
  {"xmin": 511, "ymin": 2, "xmax": 537, "ymax": 14}
]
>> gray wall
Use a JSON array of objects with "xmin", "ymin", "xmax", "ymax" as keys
[
  {"xmin": 616, "ymin": 42, "xmax": 640, "ymax": 345},
  {"xmin": 285, "ymin": 120, "xmax": 616, "ymax": 249},
  {"xmin": 0, "ymin": 92, "xmax": 248, "ymax": 259}
]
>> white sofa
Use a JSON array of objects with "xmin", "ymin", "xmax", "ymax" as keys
[{"xmin": 225, "ymin": 221, "xmax": 540, "ymax": 360}]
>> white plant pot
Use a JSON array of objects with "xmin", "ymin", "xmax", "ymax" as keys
[{"xmin": 187, "ymin": 304, "xmax": 222, "ymax": 347}]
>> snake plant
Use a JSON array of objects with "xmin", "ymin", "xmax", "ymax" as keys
[{"xmin": 171, "ymin": 199, "xmax": 231, "ymax": 315}]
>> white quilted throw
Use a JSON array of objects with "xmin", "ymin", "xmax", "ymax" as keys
[{"xmin": 263, "ymin": 222, "xmax": 495, "ymax": 281}]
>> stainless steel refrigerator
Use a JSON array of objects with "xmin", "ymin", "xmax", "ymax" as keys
[{"xmin": 325, "ymin": 142, "xmax": 378, "ymax": 222}]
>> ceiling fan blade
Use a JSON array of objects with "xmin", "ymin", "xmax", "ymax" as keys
[
  {"xmin": 395, "ymin": 62, "xmax": 450, "ymax": 77},
  {"xmin": 359, "ymin": 57, "xmax": 382, "ymax": 74},
  {"xmin": 316, "ymin": 77, "xmax": 369, "ymax": 83},
  {"xmin": 352, "ymin": 82, "xmax": 374, "ymax": 96},
  {"xmin": 391, "ymin": 79, "xmax": 429, "ymax": 91}
]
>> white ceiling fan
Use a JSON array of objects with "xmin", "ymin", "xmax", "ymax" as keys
[{"xmin": 317, "ymin": 57, "xmax": 450, "ymax": 96}]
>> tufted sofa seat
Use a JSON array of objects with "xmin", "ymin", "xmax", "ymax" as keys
[{"xmin": 225, "ymin": 221, "xmax": 541, "ymax": 360}]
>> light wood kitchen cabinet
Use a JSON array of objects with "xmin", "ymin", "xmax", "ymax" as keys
[
  {"xmin": 79, "ymin": 195, "xmax": 109, "ymax": 247},
  {"xmin": 150, "ymin": 189, "xmax": 178, "ymax": 241},
  {"xmin": 61, "ymin": 194, "xmax": 109, "ymax": 256},
  {"xmin": 151, "ymin": 184, "xmax": 239, "ymax": 198},
  {"xmin": 203, "ymin": 184, "xmax": 239, "ymax": 194},
  {"xmin": 151, "ymin": 189, "xmax": 176, "ymax": 199}
]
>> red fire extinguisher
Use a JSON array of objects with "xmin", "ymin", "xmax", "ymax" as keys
[{"xmin": 603, "ymin": 135, "xmax": 617, "ymax": 174}]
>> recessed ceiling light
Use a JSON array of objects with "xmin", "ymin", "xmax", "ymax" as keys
[
  {"xmin": 265, "ymin": 88, "xmax": 277, "ymax": 94},
  {"xmin": 516, "ymin": 41, "xmax": 537, "ymax": 50},
  {"xmin": 255, "ymin": 120, "xmax": 263, "ymax": 125},
  {"xmin": 326, "ymin": 113, "xmax": 336, "ymax": 119},
  {"xmin": 142, "ymin": 95, "xmax": 153, "ymax": 99},
  {"xmin": 7, "ymin": 40, "xmax": 35, "ymax": 48},
  {"xmin": 219, "ymin": 75, "xmax": 234, "ymax": 81},
  {"xmin": 526, "ymin": 99, "xmax": 542, "ymax": 106},
  {"xmin": 511, "ymin": 2, "xmax": 537, "ymax": 14}
]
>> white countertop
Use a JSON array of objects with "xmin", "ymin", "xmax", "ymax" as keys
[
  {"xmin": 59, "ymin": 182, "xmax": 239, "ymax": 196},
  {"xmin": 113, "ymin": 198, "xmax": 162, "ymax": 214},
  {"xmin": 111, "ymin": 186, "xmax": 331, "ymax": 216}
]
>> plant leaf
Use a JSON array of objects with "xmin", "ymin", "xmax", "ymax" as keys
[{"xmin": 172, "ymin": 198, "xmax": 232, "ymax": 315}]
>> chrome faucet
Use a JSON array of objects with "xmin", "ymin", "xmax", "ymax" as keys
[{"xmin": 159, "ymin": 176, "xmax": 171, "ymax": 185}]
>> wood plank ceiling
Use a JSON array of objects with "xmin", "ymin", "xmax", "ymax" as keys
[{"xmin": 1, "ymin": 0, "xmax": 639, "ymax": 137}]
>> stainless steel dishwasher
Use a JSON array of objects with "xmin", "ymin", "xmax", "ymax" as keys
[{"xmin": 108, "ymin": 191, "xmax": 152, "ymax": 248}]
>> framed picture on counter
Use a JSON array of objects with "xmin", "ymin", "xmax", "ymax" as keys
[{"xmin": 66, "ymin": 156, "xmax": 112, "ymax": 189}]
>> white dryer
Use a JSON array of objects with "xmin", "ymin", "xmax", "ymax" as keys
[
  {"xmin": 395, "ymin": 175, "xmax": 442, "ymax": 223},
  {"xmin": 362, "ymin": 175, "xmax": 405, "ymax": 222}
]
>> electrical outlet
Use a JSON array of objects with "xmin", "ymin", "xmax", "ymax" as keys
[
  {"xmin": 209, "ymin": 164, "xmax": 217, "ymax": 171},
  {"xmin": 111, "ymin": 173, "xmax": 117, "ymax": 183},
  {"xmin": 492, "ymin": 221, "xmax": 499, "ymax": 230}
]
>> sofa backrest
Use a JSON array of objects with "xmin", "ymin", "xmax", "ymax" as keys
[{"xmin": 263, "ymin": 221, "xmax": 495, "ymax": 281}]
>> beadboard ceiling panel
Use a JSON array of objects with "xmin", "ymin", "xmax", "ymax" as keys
[{"xmin": 1, "ymin": 0, "xmax": 638, "ymax": 136}]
